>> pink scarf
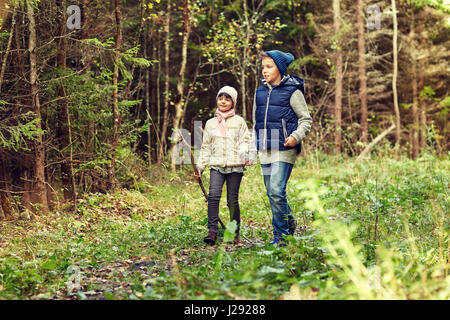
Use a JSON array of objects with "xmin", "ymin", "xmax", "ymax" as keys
[{"xmin": 215, "ymin": 108, "xmax": 235, "ymax": 137}]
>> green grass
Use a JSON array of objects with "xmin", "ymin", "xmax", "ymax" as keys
[{"xmin": 0, "ymin": 153, "xmax": 448, "ymax": 299}]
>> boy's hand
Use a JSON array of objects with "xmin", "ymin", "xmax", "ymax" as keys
[
  {"xmin": 244, "ymin": 161, "xmax": 254, "ymax": 166},
  {"xmin": 284, "ymin": 136, "xmax": 297, "ymax": 147}
]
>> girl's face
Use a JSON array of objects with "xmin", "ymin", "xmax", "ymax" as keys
[
  {"xmin": 261, "ymin": 57, "xmax": 281, "ymax": 85},
  {"xmin": 217, "ymin": 94, "xmax": 233, "ymax": 112}
]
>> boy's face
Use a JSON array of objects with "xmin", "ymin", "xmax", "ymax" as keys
[
  {"xmin": 217, "ymin": 94, "xmax": 233, "ymax": 112},
  {"xmin": 261, "ymin": 57, "xmax": 281, "ymax": 85}
]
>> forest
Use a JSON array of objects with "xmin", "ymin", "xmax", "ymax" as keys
[{"xmin": 0, "ymin": 0, "xmax": 449, "ymax": 301}]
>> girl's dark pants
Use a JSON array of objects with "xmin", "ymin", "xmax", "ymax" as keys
[{"xmin": 207, "ymin": 168, "xmax": 243, "ymax": 234}]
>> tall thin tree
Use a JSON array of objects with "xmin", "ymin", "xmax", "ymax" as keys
[
  {"xmin": 26, "ymin": 0, "xmax": 48, "ymax": 212},
  {"xmin": 241, "ymin": 0, "xmax": 250, "ymax": 120},
  {"xmin": 159, "ymin": 0, "xmax": 171, "ymax": 163},
  {"xmin": 357, "ymin": 0, "xmax": 368, "ymax": 146},
  {"xmin": 333, "ymin": 0, "xmax": 343, "ymax": 155},
  {"xmin": 0, "ymin": 7, "xmax": 15, "ymax": 92},
  {"xmin": 392, "ymin": 0, "xmax": 401, "ymax": 148},
  {"xmin": 171, "ymin": 0, "xmax": 191, "ymax": 169},
  {"xmin": 108, "ymin": 0, "xmax": 123, "ymax": 189},
  {"xmin": 56, "ymin": 0, "xmax": 73, "ymax": 199},
  {"xmin": 418, "ymin": 58, "xmax": 426, "ymax": 150},
  {"xmin": 409, "ymin": 6, "xmax": 419, "ymax": 159}
]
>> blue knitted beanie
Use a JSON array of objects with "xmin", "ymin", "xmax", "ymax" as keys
[{"xmin": 265, "ymin": 50, "xmax": 294, "ymax": 76}]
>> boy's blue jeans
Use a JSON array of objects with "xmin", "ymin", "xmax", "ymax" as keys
[{"xmin": 261, "ymin": 162, "xmax": 294, "ymax": 239}]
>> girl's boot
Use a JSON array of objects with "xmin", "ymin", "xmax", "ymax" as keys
[
  {"xmin": 233, "ymin": 233, "xmax": 240, "ymax": 245},
  {"xmin": 203, "ymin": 231, "xmax": 217, "ymax": 245}
]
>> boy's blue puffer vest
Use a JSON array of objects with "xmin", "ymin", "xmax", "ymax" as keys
[{"xmin": 254, "ymin": 75, "xmax": 305, "ymax": 154}]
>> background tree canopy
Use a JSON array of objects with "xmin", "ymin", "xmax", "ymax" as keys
[{"xmin": 0, "ymin": 0, "xmax": 448, "ymax": 212}]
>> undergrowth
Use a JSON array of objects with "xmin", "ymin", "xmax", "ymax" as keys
[{"xmin": 0, "ymin": 153, "xmax": 448, "ymax": 300}]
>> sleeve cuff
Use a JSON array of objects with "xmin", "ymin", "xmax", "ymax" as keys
[
  {"xmin": 196, "ymin": 165, "xmax": 205, "ymax": 174},
  {"xmin": 291, "ymin": 132, "xmax": 302, "ymax": 144}
]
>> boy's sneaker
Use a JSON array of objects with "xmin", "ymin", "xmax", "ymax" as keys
[
  {"xmin": 203, "ymin": 231, "xmax": 217, "ymax": 245},
  {"xmin": 271, "ymin": 237, "xmax": 281, "ymax": 245},
  {"xmin": 270, "ymin": 237, "xmax": 286, "ymax": 247},
  {"xmin": 288, "ymin": 216, "xmax": 297, "ymax": 236}
]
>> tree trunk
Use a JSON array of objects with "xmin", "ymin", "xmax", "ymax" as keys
[
  {"xmin": 357, "ymin": 124, "xmax": 396, "ymax": 160},
  {"xmin": 0, "ymin": 8, "xmax": 15, "ymax": 93},
  {"xmin": 392, "ymin": 0, "xmax": 401, "ymax": 149},
  {"xmin": 333, "ymin": 0, "xmax": 343, "ymax": 155},
  {"xmin": 141, "ymin": 0, "xmax": 153, "ymax": 166},
  {"xmin": 27, "ymin": 0, "xmax": 48, "ymax": 213},
  {"xmin": 241, "ymin": 0, "xmax": 250, "ymax": 120},
  {"xmin": 419, "ymin": 59, "xmax": 427, "ymax": 150},
  {"xmin": 146, "ymin": 68, "xmax": 152, "ymax": 166},
  {"xmin": 170, "ymin": 0, "xmax": 190, "ymax": 169},
  {"xmin": 410, "ymin": 7, "xmax": 419, "ymax": 159},
  {"xmin": 0, "ymin": 0, "xmax": 11, "ymax": 27},
  {"xmin": 14, "ymin": 10, "xmax": 25, "ymax": 80},
  {"xmin": 159, "ymin": 0, "xmax": 171, "ymax": 163},
  {"xmin": 0, "ymin": 155, "xmax": 13, "ymax": 220},
  {"xmin": 56, "ymin": 0, "xmax": 72, "ymax": 200},
  {"xmin": 357, "ymin": 0, "xmax": 368, "ymax": 146},
  {"xmin": 180, "ymin": 64, "xmax": 199, "ymax": 129},
  {"xmin": 108, "ymin": 0, "xmax": 123, "ymax": 189},
  {"xmin": 156, "ymin": 31, "xmax": 162, "ymax": 163}
]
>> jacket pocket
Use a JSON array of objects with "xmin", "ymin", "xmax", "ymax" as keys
[{"xmin": 282, "ymin": 118, "xmax": 288, "ymax": 140}]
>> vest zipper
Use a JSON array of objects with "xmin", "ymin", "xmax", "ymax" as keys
[
  {"xmin": 282, "ymin": 118, "xmax": 287, "ymax": 140},
  {"xmin": 263, "ymin": 86, "xmax": 272, "ymax": 150}
]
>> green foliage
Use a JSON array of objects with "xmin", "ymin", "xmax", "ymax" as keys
[
  {"xmin": 0, "ymin": 112, "xmax": 43, "ymax": 151},
  {"xmin": 420, "ymin": 85, "xmax": 436, "ymax": 97},
  {"xmin": 202, "ymin": 10, "xmax": 286, "ymax": 74},
  {"xmin": 289, "ymin": 55, "xmax": 320, "ymax": 72},
  {"xmin": 439, "ymin": 96, "xmax": 450, "ymax": 108},
  {"xmin": 406, "ymin": 0, "xmax": 450, "ymax": 13},
  {"xmin": 299, "ymin": 175, "xmax": 450, "ymax": 299},
  {"xmin": 82, "ymin": 37, "xmax": 115, "ymax": 48},
  {"xmin": 37, "ymin": 31, "xmax": 153, "ymax": 189},
  {"xmin": 0, "ymin": 31, "xmax": 10, "ymax": 39},
  {"xmin": 122, "ymin": 45, "xmax": 156, "ymax": 68},
  {"xmin": 120, "ymin": 45, "xmax": 155, "ymax": 81}
]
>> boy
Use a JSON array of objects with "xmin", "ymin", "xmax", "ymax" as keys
[{"xmin": 253, "ymin": 50, "xmax": 312, "ymax": 245}]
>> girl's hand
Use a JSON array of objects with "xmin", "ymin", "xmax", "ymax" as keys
[
  {"xmin": 194, "ymin": 172, "xmax": 201, "ymax": 180},
  {"xmin": 240, "ymin": 157, "xmax": 254, "ymax": 166},
  {"xmin": 284, "ymin": 136, "xmax": 297, "ymax": 147}
]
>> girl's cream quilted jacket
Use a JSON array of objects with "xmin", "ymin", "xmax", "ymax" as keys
[{"xmin": 197, "ymin": 115, "xmax": 253, "ymax": 172}]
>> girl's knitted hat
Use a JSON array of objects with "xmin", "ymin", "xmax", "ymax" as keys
[
  {"xmin": 216, "ymin": 86, "xmax": 238, "ymax": 107},
  {"xmin": 265, "ymin": 50, "xmax": 294, "ymax": 76}
]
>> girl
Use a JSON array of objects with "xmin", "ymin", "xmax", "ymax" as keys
[{"xmin": 195, "ymin": 86, "xmax": 253, "ymax": 246}]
